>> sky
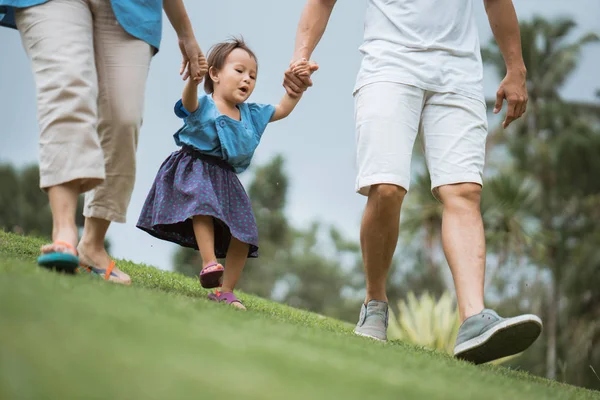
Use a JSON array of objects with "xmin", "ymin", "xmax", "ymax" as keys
[{"xmin": 1, "ymin": 0, "xmax": 599, "ymax": 272}]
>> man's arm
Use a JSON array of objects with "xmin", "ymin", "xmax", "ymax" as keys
[
  {"xmin": 163, "ymin": 0, "xmax": 208, "ymax": 82},
  {"xmin": 292, "ymin": 0, "xmax": 337, "ymax": 61},
  {"xmin": 283, "ymin": 0, "xmax": 337, "ymax": 97},
  {"xmin": 484, "ymin": 0, "xmax": 528, "ymax": 128}
]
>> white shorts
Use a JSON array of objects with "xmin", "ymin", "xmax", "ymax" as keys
[{"xmin": 354, "ymin": 82, "xmax": 488, "ymax": 196}]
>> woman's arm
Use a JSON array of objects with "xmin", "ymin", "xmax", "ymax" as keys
[{"xmin": 163, "ymin": 0, "xmax": 208, "ymax": 81}]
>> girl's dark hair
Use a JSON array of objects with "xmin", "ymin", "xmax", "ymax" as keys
[{"xmin": 204, "ymin": 37, "xmax": 258, "ymax": 94}]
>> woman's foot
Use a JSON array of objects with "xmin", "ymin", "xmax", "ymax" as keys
[
  {"xmin": 41, "ymin": 216, "xmax": 79, "ymax": 256},
  {"xmin": 38, "ymin": 240, "xmax": 80, "ymax": 274},
  {"xmin": 38, "ymin": 224, "xmax": 80, "ymax": 273},
  {"xmin": 41, "ymin": 240, "xmax": 77, "ymax": 257},
  {"xmin": 43, "ymin": 184, "xmax": 79, "ymax": 256},
  {"xmin": 77, "ymin": 242, "xmax": 131, "ymax": 285}
]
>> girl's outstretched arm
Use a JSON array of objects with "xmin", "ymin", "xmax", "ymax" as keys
[
  {"xmin": 182, "ymin": 78, "xmax": 201, "ymax": 114},
  {"xmin": 270, "ymin": 92, "xmax": 303, "ymax": 122},
  {"xmin": 271, "ymin": 59, "xmax": 316, "ymax": 122}
]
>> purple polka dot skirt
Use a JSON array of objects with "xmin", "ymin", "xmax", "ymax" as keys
[{"xmin": 136, "ymin": 146, "xmax": 258, "ymax": 258}]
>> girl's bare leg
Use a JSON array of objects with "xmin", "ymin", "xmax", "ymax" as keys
[
  {"xmin": 192, "ymin": 215, "xmax": 220, "ymax": 271},
  {"xmin": 221, "ymin": 237, "xmax": 250, "ymax": 310}
]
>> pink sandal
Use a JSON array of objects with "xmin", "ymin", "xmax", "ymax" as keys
[
  {"xmin": 199, "ymin": 262, "xmax": 224, "ymax": 288},
  {"xmin": 207, "ymin": 290, "xmax": 244, "ymax": 307}
]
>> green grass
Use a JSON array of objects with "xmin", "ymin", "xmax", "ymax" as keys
[{"xmin": 0, "ymin": 231, "xmax": 597, "ymax": 400}]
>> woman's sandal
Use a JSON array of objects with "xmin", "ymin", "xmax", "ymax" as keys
[
  {"xmin": 37, "ymin": 240, "xmax": 79, "ymax": 274},
  {"xmin": 78, "ymin": 260, "xmax": 132, "ymax": 285},
  {"xmin": 207, "ymin": 290, "xmax": 244, "ymax": 308},
  {"xmin": 199, "ymin": 262, "xmax": 224, "ymax": 288}
]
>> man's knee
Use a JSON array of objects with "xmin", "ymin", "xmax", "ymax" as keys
[
  {"xmin": 437, "ymin": 183, "xmax": 481, "ymax": 209},
  {"xmin": 368, "ymin": 184, "xmax": 406, "ymax": 205}
]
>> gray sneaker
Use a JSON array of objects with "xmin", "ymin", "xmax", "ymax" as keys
[
  {"xmin": 354, "ymin": 300, "xmax": 389, "ymax": 342},
  {"xmin": 454, "ymin": 309, "xmax": 542, "ymax": 364}
]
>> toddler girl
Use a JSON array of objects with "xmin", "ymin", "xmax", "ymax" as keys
[{"xmin": 137, "ymin": 38, "xmax": 314, "ymax": 309}]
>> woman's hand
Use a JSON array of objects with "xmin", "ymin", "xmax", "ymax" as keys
[{"xmin": 179, "ymin": 36, "xmax": 208, "ymax": 82}]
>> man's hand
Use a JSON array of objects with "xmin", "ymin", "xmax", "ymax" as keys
[
  {"xmin": 283, "ymin": 59, "xmax": 319, "ymax": 98},
  {"xmin": 484, "ymin": 0, "xmax": 527, "ymax": 128},
  {"xmin": 178, "ymin": 36, "xmax": 208, "ymax": 82},
  {"xmin": 494, "ymin": 69, "xmax": 528, "ymax": 128}
]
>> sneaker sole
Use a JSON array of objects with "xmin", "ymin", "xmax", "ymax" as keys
[
  {"xmin": 454, "ymin": 314, "xmax": 542, "ymax": 364},
  {"xmin": 353, "ymin": 330, "xmax": 387, "ymax": 342}
]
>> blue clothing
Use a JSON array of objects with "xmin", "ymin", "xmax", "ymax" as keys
[
  {"xmin": 0, "ymin": 0, "xmax": 162, "ymax": 51},
  {"xmin": 173, "ymin": 95, "xmax": 276, "ymax": 174}
]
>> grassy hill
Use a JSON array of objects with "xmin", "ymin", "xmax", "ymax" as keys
[{"xmin": 0, "ymin": 230, "xmax": 597, "ymax": 400}]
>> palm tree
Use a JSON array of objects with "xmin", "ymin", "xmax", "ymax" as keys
[
  {"xmin": 482, "ymin": 16, "xmax": 600, "ymax": 380},
  {"xmin": 480, "ymin": 172, "xmax": 536, "ymax": 291},
  {"xmin": 560, "ymin": 195, "xmax": 600, "ymax": 389},
  {"xmin": 400, "ymin": 172, "xmax": 447, "ymax": 297}
]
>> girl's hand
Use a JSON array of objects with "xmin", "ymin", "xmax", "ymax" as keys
[
  {"xmin": 179, "ymin": 36, "xmax": 208, "ymax": 82},
  {"xmin": 283, "ymin": 58, "xmax": 319, "ymax": 98},
  {"xmin": 291, "ymin": 58, "xmax": 318, "ymax": 77},
  {"xmin": 291, "ymin": 58, "xmax": 310, "ymax": 76}
]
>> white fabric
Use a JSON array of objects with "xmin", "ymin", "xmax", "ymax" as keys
[
  {"xmin": 354, "ymin": 82, "xmax": 488, "ymax": 196},
  {"xmin": 354, "ymin": 0, "xmax": 485, "ymax": 103}
]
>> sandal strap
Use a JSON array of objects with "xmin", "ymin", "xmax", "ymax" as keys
[
  {"xmin": 46, "ymin": 240, "xmax": 78, "ymax": 256},
  {"xmin": 104, "ymin": 261, "xmax": 116, "ymax": 281},
  {"xmin": 217, "ymin": 291, "xmax": 242, "ymax": 305}
]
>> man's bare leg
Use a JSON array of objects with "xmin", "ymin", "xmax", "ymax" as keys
[
  {"xmin": 438, "ymin": 183, "xmax": 542, "ymax": 364},
  {"xmin": 355, "ymin": 184, "xmax": 405, "ymax": 342},
  {"xmin": 437, "ymin": 183, "xmax": 485, "ymax": 322},
  {"xmin": 361, "ymin": 184, "xmax": 406, "ymax": 303}
]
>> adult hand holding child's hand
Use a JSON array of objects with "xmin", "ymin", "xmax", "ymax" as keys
[
  {"xmin": 283, "ymin": 58, "xmax": 319, "ymax": 98},
  {"xmin": 179, "ymin": 36, "xmax": 209, "ymax": 82}
]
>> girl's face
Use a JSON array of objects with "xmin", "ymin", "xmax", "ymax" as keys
[{"xmin": 210, "ymin": 48, "xmax": 257, "ymax": 104}]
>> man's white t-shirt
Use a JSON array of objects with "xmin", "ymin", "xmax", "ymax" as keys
[{"xmin": 354, "ymin": 0, "xmax": 485, "ymax": 104}]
